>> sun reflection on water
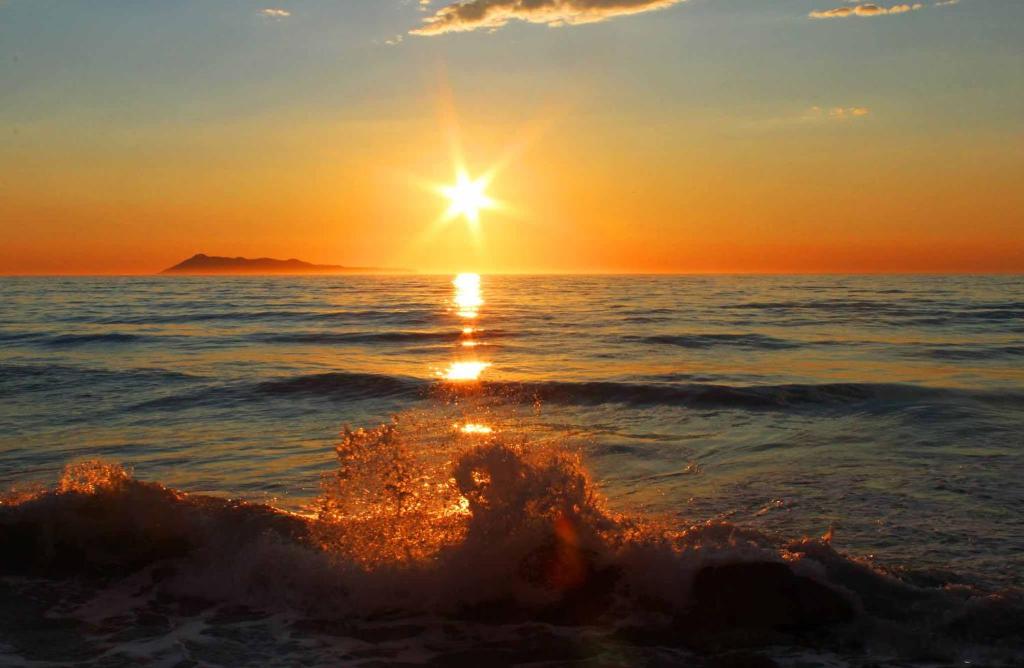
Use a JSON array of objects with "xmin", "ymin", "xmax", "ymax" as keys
[
  {"xmin": 440, "ymin": 274, "xmax": 493, "ymax": 440},
  {"xmin": 457, "ymin": 422, "xmax": 494, "ymax": 435},
  {"xmin": 453, "ymin": 273, "xmax": 483, "ymax": 319},
  {"xmin": 441, "ymin": 361, "xmax": 490, "ymax": 381},
  {"xmin": 439, "ymin": 272, "xmax": 491, "ymax": 383}
]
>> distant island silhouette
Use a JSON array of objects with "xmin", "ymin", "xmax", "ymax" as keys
[{"xmin": 161, "ymin": 254, "xmax": 394, "ymax": 275}]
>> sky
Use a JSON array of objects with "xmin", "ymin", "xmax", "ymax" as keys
[{"xmin": 0, "ymin": 0, "xmax": 1022, "ymax": 274}]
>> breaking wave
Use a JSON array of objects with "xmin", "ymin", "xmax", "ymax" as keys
[{"xmin": 2, "ymin": 424, "xmax": 1021, "ymax": 665}]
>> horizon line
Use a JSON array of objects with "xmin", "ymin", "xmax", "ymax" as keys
[{"xmin": 2, "ymin": 270, "xmax": 1022, "ymax": 278}]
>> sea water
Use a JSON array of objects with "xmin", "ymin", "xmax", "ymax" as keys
[{"xmin": 1, "ymin": 275, "xmax": 1022, "ymax": 665}]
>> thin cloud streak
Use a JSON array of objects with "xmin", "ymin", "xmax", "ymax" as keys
[
  {"xmin": 815, "ymin": 106, "xmax": 871, "ymax": 119},
  {"xmin": 411, "ymin": 0, "xmax": 686, "ymax": 36},
  {"xmin": 809, "ymin": 3, "xmax": 924, "ymax": 18}
]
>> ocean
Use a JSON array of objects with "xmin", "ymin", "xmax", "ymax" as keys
[{"xmin": 1, "ymin": 274, "xmax": 1022, "ymax": 666}]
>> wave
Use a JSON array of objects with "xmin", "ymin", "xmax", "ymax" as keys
[
  {"xmin": 725, "ymin": 299, "xmax": 910, "ymax": 311},
  {"xmin": 2, "ymin": 435, "xmax": 1021, "ymax": 666},
  {"xmin": 721, "ymin": 300, "xmax": 1024, "ymax": 328},
  {"xmin": 44, "ymin": 332, "xmax": 146, "ymax": 347},
  {"xmin": 119, "ymin": 371, "xmax": 1023, "ymax": 415},
  {"xmin": 252, "ymin": 331, "xmax": 456, "ymax": 345},
  {"xmin": 904, "ymin": 344, "xmax": 1024, "ymax": 361},
  {"xmin": 250, "ymin": 328, "xmax": 516, "ymax": 346},
  {"xmin": 627, "ymin": 333, "xmax": 802, "ymax": 350},
  {"xmin": 7, "ymin": 363, "xmax": 1009, "ymax": 417},
  {"xmin": 97, "ymin": 308, "xmax": 437, "ymax": 326},
  {"xmin": 0, "ymin": 331, "xmax": 147, "ymax": 347},
  {"xmin": 0, "ymin": 362, "xmax": 194, "ymax": 387},
  {"xmin": 0, "ymin": 331, "xmax": 46, "ymax": 344},
  {"xmin": 252, "ymin": 371, "xmax": 424, "ymax": 400},
  {"xmin": 127, "ymin": 371, "xmax": 425, "ymax": 412},
  {"xmin": 6, "ymin": 361, "xmax": 1003, "ymax": 420},
  {"xmin": 97, "ymin": 309, "xmax": 311, "ymax": 324},
  {"xmin": 484, "ymin": 380, "xmax": 973, "ymax": 409}
]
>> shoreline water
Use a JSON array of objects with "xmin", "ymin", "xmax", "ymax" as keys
[{"xmin": 3, "ymin": 439, "xmax": 1022, "ymax": 667}]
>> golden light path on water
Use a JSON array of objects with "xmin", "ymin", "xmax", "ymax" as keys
[
  {"xmin": 452, "ymin": 272, "xmax": 483, "ymax": 319},
  {"xmin": 440, "ymin": 273, "xmax": 494, "ymax": 434}
]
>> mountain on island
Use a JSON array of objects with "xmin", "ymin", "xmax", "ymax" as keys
[{"xmin": 161, "ymin": 254, "xmax": 387, "ymax": 275}]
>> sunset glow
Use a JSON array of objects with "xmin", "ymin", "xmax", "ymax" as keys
[
  {"xmin": 4, "ymin": 3, "xmax": 1023, "ymax": 665},
  {"xmin": 0, "ymin": 3, "xmax": 1015, "ymax": 278},
  {"xmin": 0, "ymin": 2, "xmax": 1020, "ymax": 276}
]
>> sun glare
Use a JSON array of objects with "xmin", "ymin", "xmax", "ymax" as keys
[
  {"xmin": 457, "ymin": 422, "xmax": 494, "ymax": 435},
  {"xmin": 441, "ymin": 361, "xmax": 490, "ymax": 381},
  {"xmin": 439, "ymin": 170, "xmax": 495, "ymax": 226}
]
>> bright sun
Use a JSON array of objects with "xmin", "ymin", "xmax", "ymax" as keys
[{"xmin": 440, "ymin": 170, "xmax": 494, "ymax": 225}]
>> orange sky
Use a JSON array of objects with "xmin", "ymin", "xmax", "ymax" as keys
[
  {"xmin": 3, "ymin": 112, "xmax": 1020, "ymax": 274},
  {"xmin": 1, "ymin": 1, "xmax": 1022, "ymax": 274}
]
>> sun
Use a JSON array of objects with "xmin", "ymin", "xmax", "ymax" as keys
[
  {"xmin": 440, "ymin": 169, "xmax": 495, "ymax": 225},
  {"xmin": 415, "ymin": 162, "xmax": 504, "ymax": 247}
]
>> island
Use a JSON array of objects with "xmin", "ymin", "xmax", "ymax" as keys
[{"xmin": 160, "ymin": 254, "xmax": 394, "ymax": 275}]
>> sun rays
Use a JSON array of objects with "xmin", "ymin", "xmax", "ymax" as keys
[
  {"xmin": 438, "ymin": 168, "xmax": 497, "ymax": 227},
  {"xmin": 418, "ymin": 158, "xmax": 507, "ymax": 248},
  {"xmin": 405, "ymin": 72, "xmax": 570, "ymax": 253}
]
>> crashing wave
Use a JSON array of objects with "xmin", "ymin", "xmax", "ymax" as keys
[{"xmin": 1, "ymin": 422, "xmax": 1021, "ymax": 665}]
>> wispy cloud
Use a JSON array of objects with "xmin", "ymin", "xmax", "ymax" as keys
[
  {"xmin": 259, "ymin": 8, "xmax": 291, "ymax": 19},
  {"xmin": 811, "ymin": 106, "xmax": 872, "ymax": 119},
  {"xmin": 411, "ymin": 0, "xmax": 686, "ymax": 36},
  {"xmin": 809, "ymin": 3, "xmax": 924, "ymax": 19},
  {"xmin": 735, "ymin": 105, "xmax": 874, "ymax": 132}
]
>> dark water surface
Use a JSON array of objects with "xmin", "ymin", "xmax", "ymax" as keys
[{"xmin": 1, "ymin": 275, "xmax": 1022, "ymax": 666}]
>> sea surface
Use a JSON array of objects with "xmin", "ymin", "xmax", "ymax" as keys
[{"xmin": 1, "ymin": 274, "xmax": 1022, "ymax": 666}]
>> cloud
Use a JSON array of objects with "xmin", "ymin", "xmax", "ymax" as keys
[
  {"xmin": 829, "ymin": 106, "xmax": 870, "ymax": 118},
  {"xmin": 259, "ymin": 8, "xmax": 291, "ymax": 18},
  {"xmin": 808, "ymin": 106, "xmax": 872, "ymax": 120},
  {"xmin": 411, "ymin": 0, "xmax": 686, "ymax": 36},
  {"xmin": 809, "ymin": 3, "xmax": 924, "ymax": 18}
]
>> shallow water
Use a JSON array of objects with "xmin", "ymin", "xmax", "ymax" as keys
[{"xmin": 1, "ymin": 275, "xmax": 1022, "ymax": 666}]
